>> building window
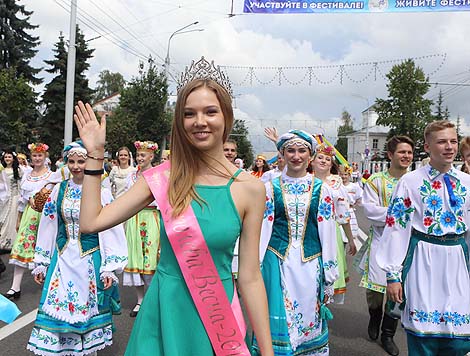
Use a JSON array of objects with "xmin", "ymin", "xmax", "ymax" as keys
[{"xmin": 372, "ymin": 139, "xmax": 379, "ymax": 149}]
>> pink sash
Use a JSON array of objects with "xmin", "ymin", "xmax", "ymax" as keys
[{"xmin": 143, "ymin": 162, "xmax": 249, "ymax": 356}]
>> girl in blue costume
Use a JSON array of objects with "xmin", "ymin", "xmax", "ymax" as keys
[
  {"xmin": 254, "ymin": 130, "xmax": 339, "ymax": 355},
  {"xmin": 73, "ymin": 77, "xmax": 274, "ymax": 355},
  {"xmin": 27, "ymin": 141, "xmax": 128, "ymax": 356}
]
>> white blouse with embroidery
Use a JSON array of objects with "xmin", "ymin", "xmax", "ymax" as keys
[
  {"xmin": 376, "ymin": 164, "xmax": 470, "ymax": 337},
  {"xmin": 33, "ymin": 180, "xmax": 128, "ymax": 323}
]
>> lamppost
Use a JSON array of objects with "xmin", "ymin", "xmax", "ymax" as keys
[
  {"xmin": 164, "ymin": 21, "xmax": 202, "ymax": 81},
  {"xmin": 352, "ymin": 94, "xmax": 370, "ymax": 172}
]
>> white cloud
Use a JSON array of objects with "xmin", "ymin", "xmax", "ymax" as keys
[{"xmin": 22, "ymin": 0, "xmax": 470, "ymax": 154}]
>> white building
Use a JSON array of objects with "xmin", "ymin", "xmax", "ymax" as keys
[
  {"xmin": 346, "ymin": 105, "xmax": 389, "ymax": 172},
  {"xmin": 92, "ymin": 93, "xmax": 121, "ymax": 117}
]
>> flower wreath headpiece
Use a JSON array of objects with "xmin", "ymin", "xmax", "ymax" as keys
[
  {"xmin": 28, "ymin": 143, "xmax": 49, "ymax": 153},
  {"xmin": 134, "ymin": 141, "xmax": 159, "ymax": 152}
]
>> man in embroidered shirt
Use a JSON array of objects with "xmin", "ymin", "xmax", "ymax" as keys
[
  {"xmin": 376, "ymin": 121, "xmax": 470, "ymax": 356},
  {"xmin": 357, "ymin": 135, "xmax": 414, "ymax": 356}
]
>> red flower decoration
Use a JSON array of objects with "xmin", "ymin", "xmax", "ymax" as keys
[
  {"xmin": 23, "ymin": 242, "xmax": 30, "ymax": 249},
  {"xmin": 325, "ymin": 196, "xmax": 332, "ymax": 204},
  {"xmin": 385, "ymin": 216, "xmax": 395, "ymax": 227},
  {"xmin": 432, "ymin": 181, "xmax": 442, "ymax": 190},
  {"xmin": 268, "ymin": 216, "xmax": 273, "ymax": 222},
  {"xmin": 404, "ymin": 198, "xmax": 412, "ymax": 208},
  {"xmin": 451, "ymin": 181, "xmax": 456, "ymax": 189},
  {"xmin": 30, "ymin": 224, "xmax": 36, "ymax": 231},
  {"xmin": 423, "ymin": 217, "xmax": 433, "ymax": 226},
  {"xmin": 317, "ymin": 216, "xmax": 324, "ymax": 222},
  {"xmin": 140, "ymin": 230, "xmax": 146, "ymax": 237},
  {"xmin": 68, "ymin": 302, "xmax": 75, "ymax": 313}
]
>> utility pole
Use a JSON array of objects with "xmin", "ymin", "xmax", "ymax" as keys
[{"xmin": 64, "ymin": 0, "xmax": 77, "ymax": 147}]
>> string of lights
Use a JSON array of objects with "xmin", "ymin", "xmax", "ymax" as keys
[{"xmin": 223, "ymin": 53, "xmax": 447, "ymax": 87}]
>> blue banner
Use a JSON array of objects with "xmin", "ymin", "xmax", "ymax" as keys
[{"xmin": 244, "ymin": 0, "xmax": 470, "ymax": 13}]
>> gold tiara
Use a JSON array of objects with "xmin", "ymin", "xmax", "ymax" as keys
[{"xmin": 177, "ymin": 57, "xmax": 233, "ymax": 97}]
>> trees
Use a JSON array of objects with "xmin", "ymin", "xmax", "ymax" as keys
[
  {"xmin": 105, "ymin": 106, "xmax": 138, "ymax": 156},
  {"xmin": 0, "ymin": 0, "xmax": 41, "ymax": 84},
  {"xmin": 230, "ymin": 119, "xmax": 254, "ymax": 165},
  {"xmin": 38, "ymin": 28, "xmax": 94, "ymax": 159},
  {"xmin": 434, "ymin": 90, "xmax": 450, "ymax": 121},
  {"xmin": 93, "ymin": 70, "xmax": 126, "ymax": 102},
  {"xmin": 0, "ymin": 68, "xmax": 38, "ymax": 150},
  {"xmin": 375, "ymin": 59, "xmax": 434, "ymax": 157},
  {"xmin": 117, "ymin": 58, "xmax": 170, "ymax": 149},
  {"xmin": 335, "ymin": 109, "xmax": 354, "ymax": 159}
]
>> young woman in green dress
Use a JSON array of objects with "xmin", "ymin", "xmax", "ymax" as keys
[
  {"xmin": 123, "ymin": 141, "xmax": 160, "ymax": 318},
  {"xmin": 74, "ymin": 78, "xmax": 274, "ymax": 355}
]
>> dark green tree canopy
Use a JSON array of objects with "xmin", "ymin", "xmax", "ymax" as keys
[
  {"xmin": 230, "ymin": 119, "xmax": 254, "ymax": 165},
  {"xmin": 0, "ymin": 67, "xmax": 38, "ymax": 150},
  {"xmin": 93, "ymin": 69, "xmax": 126, "ymax": 102},
  {"xmin": 375, "ymin": 59, "xmax": 434, "ymax": 158},
  {"xmin": 38, "ymin": 27, "xmax": 94, "ymax": 159},
  {"xmin": 118, "ymin": 58, "xmax": 170, "ymax": 148},
  {"xmin": 0, "ymin": 0, "xmax": 41, "ymax": 84},
  {"xmin": 335, "ymin": 109, "xmax": 354, "ymax": 160}
]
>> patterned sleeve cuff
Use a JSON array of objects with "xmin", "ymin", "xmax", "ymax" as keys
[
  {"xmin": 32, "ymin": 265, "xmax": 47, "ymax": 277},
  {"xmin": 386, "ymin": 271, "xmax": 402, "ymax": 284},
  {"xmin": 100, "ymin": 255, "xmax": 128, "ymax": 274},
  {"xmin": 100, "ymin": 271, "xmax": 119, "ymax": 285}
]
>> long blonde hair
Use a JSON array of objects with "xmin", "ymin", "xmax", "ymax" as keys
[{"xmin": 169, "ymin": 79, "xmax": 234, "ymax": 216}]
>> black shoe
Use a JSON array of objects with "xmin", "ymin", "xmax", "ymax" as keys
[
  {"xmin": 367, "ymin": 307, "xmax": 382, "ymax": 340},
  {"xmin": 129, "ymin": 303, "xmax": 141, "ymax": 318},
  {"xmin": 3, "ymin": 289, "xmax": 21, "ymax": 300},
  {"xmin": 380, "ymin": 314, "xmax": 400, "ymax": 355}
]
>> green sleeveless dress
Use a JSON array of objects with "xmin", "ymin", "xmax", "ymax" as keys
[{"xmin": 125, "ymin": 170, "xmax": 243, "ymax": 355}]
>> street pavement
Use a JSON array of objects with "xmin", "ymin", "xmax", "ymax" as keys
[{"xmin": 0, "ymin": 205, "xmax": 408, "ymax": 355}]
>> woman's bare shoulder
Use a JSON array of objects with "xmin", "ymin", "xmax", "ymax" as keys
[{"xmin": 235, "ymin": 171, "xmax": 265, "ymax": 194}]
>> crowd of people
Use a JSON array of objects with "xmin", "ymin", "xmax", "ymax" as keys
[{"xmin": 0, "ymin": 76, "xmax": 469, "ymax": 356}]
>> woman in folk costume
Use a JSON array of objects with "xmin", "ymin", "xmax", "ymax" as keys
[
  {"xmin": 253, "ymin": 130, "xmax": 339, "ymax": 355},
  {"xmin": 0, "ymin": 150, "xmax": 23, "ymax": 252},
  {"xmin": 4, "ymin": 143, "xmax": 61, "ymax": 300},
  {"xmin": 124, "ymin": 140, "xmax": 161, "ymax": 318},
  {"xmin": 338, "ymin": 164, "xmax": 363, "ymax": 240},
  {"xmin": 17, "ymin": 153, "xmax": 33, "ymax": 175},
  {"xmin": 73, "ymin": 76, "xmax": 273, "ymax": 355},
  {"xmin": 108, "ymin": 146, "xmax": 136, "ymax": 198},
  {"xmin": 27, "ymin": 141, "xmax": 128, "ymax": 356},
  {"xmin": 310, "ymin": 145, "xmax": 356, "ymax": 304},
  {"xmin": 251, "ymin": 154, "xmax": 270, "ymax": 179}
]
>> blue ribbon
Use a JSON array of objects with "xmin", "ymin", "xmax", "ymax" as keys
[{"xmin": 443, "ymin": 174, "xmax": 457, "ymax": 207}]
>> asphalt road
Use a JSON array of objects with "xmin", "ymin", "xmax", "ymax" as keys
[{"xmin": 0, "ymin": 205, "xmax": 407, "ymax": 355}]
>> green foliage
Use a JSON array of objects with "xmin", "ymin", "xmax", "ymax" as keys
[
  {"xmin": 0, "ymin": 0, "xmax": 41, "ymax": 84},
  {"xmin": 0, "ymin": 67, "xmax": 38, "ymax": 150},
  {"xmin": 335, "ymin": 109, "xmax": 354, "ymax": 159},
  {"xmin": 38, "ymin": 27, "xmax": 94, "ymax": 159},
  {"xmin": 375, "ymin": 59, "xmax": 434, "ymax": 158},
  {"xmin": 106, "ymin": 106, "xmax": 138, "ymax": 156},
  {"xmin": 229, "ymin": 119, "xmax": 254, "ymax": 165},
  {"xmin": 118, "ymin": 58, "xmax": 170, "ymax": 149},
  {"xmin": 93, "ymin": 70, "xmax": 126, "ymax": 102}
]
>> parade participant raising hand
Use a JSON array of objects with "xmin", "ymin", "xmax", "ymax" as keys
[{"xmin": 74, "ymin": 77, "xmax": 273, "ymax": 356}]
